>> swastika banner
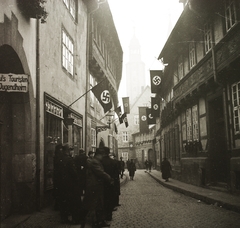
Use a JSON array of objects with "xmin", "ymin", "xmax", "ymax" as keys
[
  {"xmin": 151, "ymin": 97, "xmax": 160, "ymax": 117},
  {"xmin": 91, "ymin": 78, "xmax": 112, "ymax": 113},
  {"xmin": 138, "ymin": 107, "xmax": 148, "ymax": 133},
  {"xmin": 122, "ymin": 97, "xmax": 130, "ymax": 114},
  {"xmin": 150, "ymin": 70, "xmax": 163, "ymax": 93}
]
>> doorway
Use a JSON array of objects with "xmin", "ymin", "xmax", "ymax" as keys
[{"xmin": 208, "ymin": 95, "xmax": 228, "ymax": 183}]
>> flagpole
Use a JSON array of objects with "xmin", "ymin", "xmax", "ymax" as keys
[{"xmin": 68, "ymin": 77, "xmax": 106, "ymax": 108}]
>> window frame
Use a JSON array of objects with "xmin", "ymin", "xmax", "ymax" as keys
[
  {"xmin": 122, "ymin": 131, "xmax": 128, "ymax": 142},
  {"xmin": 63, "ymin": 0, "xmax": 77, "ymax": 20},
  {"xmin": 62, "ymin": 28, "xmax": 74, "ymax": 76},
  {"xmin": 232, "ymin": 81, "xmax": 240, "ymax": 135},
  {"xmin": 204, "ymin": 21, "xmax": 212, "ymax": 54},
  {"xmin": 225, "ymin": 0, "xmax": 237, "ymax": 32},
  {"xmin": 189, "ymin": 41, "xmax": 196, "ymax": 69}
]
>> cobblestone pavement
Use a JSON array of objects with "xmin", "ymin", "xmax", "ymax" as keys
[{"xmin": 110, "ymin": 170, "xmax": 240, "ymax": 228}]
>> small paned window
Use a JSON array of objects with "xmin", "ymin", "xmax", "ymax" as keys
[
  {"xmin": 225, "ymin": 0, "xmax": 237, "ymax": 31},
  {"xmin": 204, "ymin": 22, "xmax": 212, "ymax": 54},
  {"xmin": 189, "ymin": 41, "xmax": 196, "ymax": 69},
  {"xmin": 178, "ymin": 55, "xmax": 184, "ymax": 80},
  {"xmin": 122, "ymin": 131, "xmax": 128, "ymax": 142},
  {"xmin": 232, "ymin": 81, "xmax": 240, "ymax": 134},
  {"xmin": 134, "ymin": 115, "xmax": 139, "ymax": 125},
  {"xmin": 63, "ymin": 0, "xmax": 76, "ymax": 19},
  {"xmin": 62, "ymin": 29, "xmax": 74, "ymax": 76}
]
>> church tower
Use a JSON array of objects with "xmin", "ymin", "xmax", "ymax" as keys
[{"xmin": 126, "ymin": 32, "xmax": 146, "ymax": 105}]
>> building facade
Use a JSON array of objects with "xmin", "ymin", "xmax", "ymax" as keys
[
  {"xmin": 157, "ymin": 0, "xmax": 240, "ymax": 192},
  {"xmin": 0, "ymin": 0, "xmax": 122, "ymax": 220},
  {"xmin": 85, "ymin": 0, "xmax": 122, "ymax": 155}
]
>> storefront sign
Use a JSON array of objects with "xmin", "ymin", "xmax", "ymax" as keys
[
  {"xmin": 45, "ymin": 99, "xmax": 63, "ymax": 118},
  {"xmin": 0, "ymin": 74, "xmax": 29, "ymax": 92}
]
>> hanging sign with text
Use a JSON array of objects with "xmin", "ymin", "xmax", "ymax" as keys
[{"xmin": 0, "ymin": 74, "xmax": 29, "ymax": 92}]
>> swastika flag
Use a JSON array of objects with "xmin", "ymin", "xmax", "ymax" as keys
[
  {"xmin": 150, "ymin": 70, "xmax": 163, "ymax": 93},
  {"xmin": 91, "ymin": 78, "xmax": 112, "ymax": 113},
  {"xmin": 151, "ymin": 97, "xmax": 160, "ymax": 117}
]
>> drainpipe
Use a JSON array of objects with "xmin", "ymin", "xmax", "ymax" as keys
[{"xmin": 36, "ymin": 18, "xmax": 41, "ymax": 211}]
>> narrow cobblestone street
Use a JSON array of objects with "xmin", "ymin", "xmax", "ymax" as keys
[
  {"xmin": 14, "ymin": 169, "xmax": 240, "ymax": 228},
  {"xmin": 110, "ymin": 170, "xmax": 240, "ymax": 228}
]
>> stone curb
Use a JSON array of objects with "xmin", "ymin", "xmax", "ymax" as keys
[{"xmin": 147, "ymin": 172, "xmax": 240, "ymax": 214}]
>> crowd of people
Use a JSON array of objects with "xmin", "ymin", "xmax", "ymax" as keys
[
  {"xmin": 53, "ymin": 144, "xmax": 130, "ymax": 228},
  {"xmin": 53, "ymin": 143, "xmax": 171, "ymax": 227}
]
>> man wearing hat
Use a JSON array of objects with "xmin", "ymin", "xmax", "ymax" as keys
[
  {"xmin": 83, "ymin": 148, "xmax": 113, "ymax": 227},
  {"xmin": 101, "ymin": 147, "xmax": 120, "ymax": 221}
]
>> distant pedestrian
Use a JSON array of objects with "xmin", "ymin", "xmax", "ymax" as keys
[
  {"xmin": 145, "ymin": 159, "xmax": 149, "ymax": 171},
  {"xmin": 161, "ymin": 157, "xmax": 172, "ymax": 182},
  {"xmin": 119, "ymin": 157, "xmax": 125, "ymax": 179},
  {"xmin": 128, "ymin": 159, "xmax": 136, "ymax": 180},
  {"xmin": 126, "ymin": 159, "xmax": 130, "ymax": 171},
  {"xmin": 148, "ymin": 160, "xmax": 153, "ymax": 172}
]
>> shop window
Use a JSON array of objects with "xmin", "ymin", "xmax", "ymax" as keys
[
  {"xmin": 232, "ymin": 81, "xmax": 240, "ymax": 134},
  {"xmin": 45, "ymin": 111, "xmax": 62, "ymax": 191},
  {"xmin": 225, "ymin": 0, "xmax": 237, "ymax": 32},
  {"xmin": 62, "ymin": 29, "xmax": 74, "ymax": 76}
]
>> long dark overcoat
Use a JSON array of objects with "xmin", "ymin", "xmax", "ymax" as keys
[
  {"xmin": 102, "ymin": 156, "xmax": 120, "ymax": 211},
  {"xmin": 161, "ymin": 159, "xmax": 172, "ymax": 179},
  {"xmin": 83, "ymin": 157, "xmax": 111, "ymax": 212},
  {"xmin": 129, "ymin": 162, "xmax": 136, "ymax": 177}
]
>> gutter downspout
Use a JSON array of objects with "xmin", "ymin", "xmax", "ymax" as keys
[{"xmin": 36, "ymin": 18, "xmax": 41, "ymax": 211}]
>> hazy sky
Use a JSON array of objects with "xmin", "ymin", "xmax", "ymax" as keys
[{"xmin": 108, "ymin": 0, "xmax": 183, "ymax": 98}]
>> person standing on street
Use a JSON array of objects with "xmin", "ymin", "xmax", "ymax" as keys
[
  {"xmin": 72, "ymin": 149, "xmax": 88, "ymax": 225},
  {"xmin": 83, "ymin": 148, "xmax": 113, "ymax": 228},
  {"xmin": 119, "ymin": 157, "xmax": 125, "ymax": 179},
  {"xmin": 101, "ymin": 148, "xmax": 119, "ymax": 221},
  {"xmin": 58, "ymin": 144, "xmax": 78, "ymax": 224},
  {"xmin": 128, "ymin": 159, "xmax": 136, "ymax": 180},
  {"xmin": 145, "ymin": 159, "xmax": 149, "ymax": 172},
  {"xmin": 148, "ymin": 160, "xmax": 153, "ymax": 172},
  {"xmin": 161, "ymin": 157, "xmax": 172, "ymax": 182},
  {"xmin": 126, "ymin": 159, "xmax": 130, "ymax": 171}
]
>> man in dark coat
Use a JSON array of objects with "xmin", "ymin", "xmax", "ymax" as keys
[
  {"xmin": 58, "ymin": 144, "xmax": 78, "ymax": 224},
  {"xmin": 129, "ymin": 159, "xmax": 136, "ymax": 180},
  {"xmin": 83, "ymin": 148, "xmax": 113, "ymax": 227},
  {"xmin": 101, "ymin": 147, "xmax": 120, "ymax": 221},
  {"xmin": 161, "ymin": 157, "xmax": 172, "ymax": 182},
  {"xmin": 72, "ymin": 149, "xmax": 88, "ymax": 225},
  {"xmin": 119, "ymin": 157, "xmax": 125, "ymax": 179}
]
